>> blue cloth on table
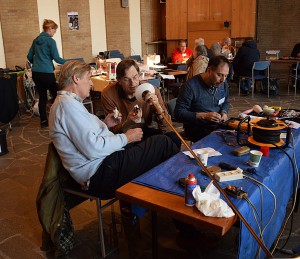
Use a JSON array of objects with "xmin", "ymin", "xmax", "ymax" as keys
[{"xmin": 132, "ymin": 130, "xmax": 300, "ymax": 259}]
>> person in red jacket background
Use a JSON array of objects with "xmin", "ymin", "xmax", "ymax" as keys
[{"xmin": 171, "ymin": 39, "xmax": 193, "ymax": 63}]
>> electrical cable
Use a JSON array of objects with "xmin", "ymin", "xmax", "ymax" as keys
[
  {"xmin": 243, "ymin": 175, "xmax": 277, "ymax": 233},
  {"xmin": 271, "ymin": 132, "xmax": 299, "ymax": 254},
  {"xmin": 252, "ymin": 127, "xmax": 281, "ymax": 144},
  {"xmin": 244, "ymin": 175, "xmax": 276, "ymax": 259},
  {"xmin": 244, "ymin": 196, "xmax": 263, "ymax": 237}
]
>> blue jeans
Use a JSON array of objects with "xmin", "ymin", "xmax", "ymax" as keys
[{"xmin": 240, "ymin": 79, "xmax": 251, "ymax": 93}]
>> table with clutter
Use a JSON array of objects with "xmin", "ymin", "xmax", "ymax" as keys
[{"xmin": 116, "ymin": 104, "xmax": 300, "ymax": 259}]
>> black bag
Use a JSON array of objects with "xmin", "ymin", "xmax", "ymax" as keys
[
  {"xmin": 261, "ymin": 78, "xmax": 280, "ymax": 96},
  {"xmin": 0, "ymin": 73, "xmax": 19, "ymax": 123}
]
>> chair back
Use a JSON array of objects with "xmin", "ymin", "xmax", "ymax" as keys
[
  {"xmin": 252, "ymin": 61, "xmax": 270, "ymax": 71},
  {"xmin": 129, "ymin": 55, "xmax": 142, "ymax": 62},
  {"xmin": 109, "ymin": 50, "xmax": 125, "ymax": 60},
  {"xmin": 167, "ymin": 98, "xmax": 177, "ymax": 119},
  {"xmin": 147, "ymin": 78, "xmax": 160, "ymax": 88},
  {"xmin": 177, "ymin": 64, "xmax": 187, "ymax": 71}
]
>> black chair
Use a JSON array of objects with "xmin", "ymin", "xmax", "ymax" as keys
[{"xmin": 39, "ymin": 143, "xmax": 119, "ymax": 258}]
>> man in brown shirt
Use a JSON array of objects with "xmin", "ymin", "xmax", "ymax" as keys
[{"xmin": 101, "ymin": 59, "xmax": 180, "ymax": 148}]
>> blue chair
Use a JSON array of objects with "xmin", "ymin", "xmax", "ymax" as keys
[
  {"xmin": 109, "ymin": 50, "xmax": 125, "ymax": 60},
  {"xmin": 129, "ymin": 55, "xmax": 142, "ymax": 62},
  {"xmin": 147, "ymin": 78, "xmax": 161, "ymax": 88},
  {"xmin": 288, "ymin": 61, "xmax": 300, "ymax": 95},
  {"xmin": 238, "ymin": 61, "xmax": 271, "ymax": 97}
]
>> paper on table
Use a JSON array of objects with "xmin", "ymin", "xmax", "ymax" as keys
[
  {"xmin": 192, "ymin": 181, "xmax": 235, "ymax": 218},
  {"xmin": 182, "ymin": 147, "xmax": 222, "ymax": 158},
  {"xmin": 159, "ymin": 74, "xmax": 175, "ymax": 80}
]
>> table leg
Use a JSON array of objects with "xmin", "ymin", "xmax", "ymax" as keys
[{"xmin": 152, "ymin": 211, "xmax": 158, "ymax": 259}]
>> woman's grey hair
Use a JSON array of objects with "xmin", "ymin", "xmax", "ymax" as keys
[
  {"xmin": 194, "ymin": 45, "xmax": 208, "ymax": 57},
  {"xmin": 210, "ymin": 43, "xmax": 222, "ymax": 57}
]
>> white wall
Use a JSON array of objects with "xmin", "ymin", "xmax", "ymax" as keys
[
  {"xmin": 0, "ymin": 21, "xmax": 6, "ymax": 68},
  {"xmin": 129, "ymin": 0, "xmax": 142, "ymax": 56},
  {"xmin": 37, "ymin": 0, "xmax": 63, "ymax": 58},
  {"xmin": 89, "ymin": 0, "xmax": 107, "ymax": 57}
]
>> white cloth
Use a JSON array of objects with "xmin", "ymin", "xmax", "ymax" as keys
[{"xmin": 192, "ymin": 181, "xmax": 235, "ymax": 218}]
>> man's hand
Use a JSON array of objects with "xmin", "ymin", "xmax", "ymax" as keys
[
  {"xmin": 125, "ymin": 128, "xmax": 143, "ymax": 143},
  {"xmin": 144, "ymin": 92, "xmax": 159, "ymax": 107},
  {"xmin": 201, "ymin": 112, "xmax": 222, "ymax": 123},
  {"xmin": 220, "ymin": 113, "xmax": 228, "ymax": 123},
  {"xmin": 104, "ymin": 113, "xmax": 122, "ymax": 128},
  {"xmin": 127, "ymin": 107, "xmax": 143, "ymax": 123}
]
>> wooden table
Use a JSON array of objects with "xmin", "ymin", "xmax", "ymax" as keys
[
  {"xmin": 116, "ymin": 182, "xmax": 237, "ymax": 258},
  {"xmin": 269, "ymin": 58, "xmax": 300, "ymax": 64},
  {"xmin": 269, "ymin": 58, "xmax": 299, "ymax": 80},
  {"xmin": 91, "ymin": 75, "xmax": 114, "ymax": 92},
  {"xmin": 116, "ymin": 182, "xmax": 236, "ymax": 235}
]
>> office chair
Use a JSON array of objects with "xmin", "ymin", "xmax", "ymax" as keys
[
  {"xmin": 238, "ymin": 61, "xmax": 271, "ymax": 97},
  {"xmin": 109, "ymin": 50, "xmax": 125, "ymax": 60},
  {"xmin": 287, "ymin": 62, "xmax": 300, "ymax": 95},
  {"xmin": 129, "ymin": 55, "xmax": 142, "ymax": 62},
  {"xmin": 147, "ymin": 78, "xmax": 161, "ymax": 88}
]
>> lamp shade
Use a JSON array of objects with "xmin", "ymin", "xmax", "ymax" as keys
[{"xmin": 135, "ymin": 83, "xmax": 155, "ymax": 103}]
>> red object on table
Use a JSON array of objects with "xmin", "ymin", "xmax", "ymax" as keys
[{"xmin": 260, "ymin": 146, "xmax": 270, "ymax": 156}]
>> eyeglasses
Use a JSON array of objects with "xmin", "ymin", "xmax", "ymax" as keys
[{"xmin": 122, "ymin": 74, "xmax": 140, "ymax": 84}]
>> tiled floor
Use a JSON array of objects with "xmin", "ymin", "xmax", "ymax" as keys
[{"xmin": 0, "ymin": 84, "xmax": 300, "ymax": 258}]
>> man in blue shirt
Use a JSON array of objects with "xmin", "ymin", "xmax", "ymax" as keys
[{"xmin": 174, "ymin": 55, "xmax": 230, "ymax": 142}]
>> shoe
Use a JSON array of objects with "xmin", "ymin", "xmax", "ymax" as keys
[{"xmin": 41, "ymin": 120, "xmax": 48, "ymax": 128}]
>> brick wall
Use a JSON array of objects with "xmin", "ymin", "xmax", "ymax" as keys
[
  {"xmin": 0, "ymin": 0, "xmax": 39, "ymax": 68},
  {"xmin": 58, "ymin": 0, "xmax": 93, "ymax": 63},
  {"xmin": 104, "ymin": 0, "xmax": 131, "ymax": 57},
  {"xmin": 257, "ymin": 0, "xmax": 300, "ymax": 58}
]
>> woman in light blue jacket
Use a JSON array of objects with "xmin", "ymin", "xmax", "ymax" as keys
[{"xmin": 27, "ymin": 19, "xmax": 66, "ymax": 128}]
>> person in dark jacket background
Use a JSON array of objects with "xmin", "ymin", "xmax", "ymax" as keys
[
  {"xmin": 291, "ymin": 43, "xmax": 300, "ymax": 58},
  {"xmin": 232, "ymin": 37, "xmax": 260, "ymax": 95},
  {"xmin": 27, "ymin": 19, "xmax": 67, "ymax": 128}
]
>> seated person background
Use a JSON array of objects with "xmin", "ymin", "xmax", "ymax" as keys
[
  {"xmin": 291, "ymin": 43, "xmax": 300, "ymax": 58},
  {"xmin": 186, "ymin": 44, "xmax": 209, "ymax": 80},
  {"xmin": 174, "ymin": 56, "xmax": 230, "ymax": 143},
  {"xmin": 171, "ymin": 39, "xmax": 193, "ymax": 63},
  {"xmin": 49, "ymin": 60, "xmax": 179, "ymax": 199},
  {"xmin": 101, "ymin": 59, "xmax": 181, "ymax": 148},
  {"xmin": 210, "ymin": 38, "xmax": 233, "ymax": 83},
  {"xmin": 220, "ymin": 37, "xmax": 235, "ymax": 58},
  {"xmin": 232, "ymin": 37, "xmax": 260, "ymax": 95}
]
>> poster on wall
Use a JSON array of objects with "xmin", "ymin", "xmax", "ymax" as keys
[{"xmin": 67, "ymin": 12, "xmax": 79, "ymax": 30}]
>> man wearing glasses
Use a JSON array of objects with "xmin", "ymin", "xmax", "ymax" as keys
[{"xmin": 101, "ymin": 59, "xmax": 180, "ymax": 148}]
